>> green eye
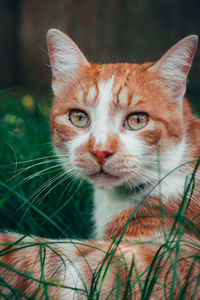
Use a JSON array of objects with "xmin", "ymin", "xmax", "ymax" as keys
[
  {"xmin": 69, "ymin": 110, "xmax": 89, "ymax": 128},
  {"xmin": 124, "ymin": 113, "xmax": 148, "ymax": 130}
]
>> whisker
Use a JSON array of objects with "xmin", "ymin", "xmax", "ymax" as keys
[
  {"xmin": 16, "ymin": 171, "xmax": 70, "ymax": 227},
  {"xmin": 6, "ymin": 155, "xmax": 73, "ymax": 184}
]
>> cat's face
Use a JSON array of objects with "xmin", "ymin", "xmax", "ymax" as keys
[{"xmin": 48, "ymin": 30, "xmax": 198, "ymax": 190}]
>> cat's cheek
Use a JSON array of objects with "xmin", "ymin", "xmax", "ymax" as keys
[
  {"xmin": 54, "ymin": 124, "xmax": 78, "ymax": 143},
  {"xmin": 139, "ymin": 129, "xmax": 162, "ymax": 147},
  {"xmin": 73, "ymin": 157, "xmax": 100, "ymax": 176},
  {"xmin": 67, "ymin": 132, "xmax": 96, "ymax": 173},
  {"xmin": 119, "ymin": 133, "xmax": 145, "ymax": 159},
  {"xmin": 52, "ymin": 131, "xmax": 63, "ymax": 148},
  {"xmin": 160, "ymin": 139, "xmax": 186, "ymax": 171},
  {"xmin": 139, "ymin": 125, "xmax": 184, "ymax": 153}
]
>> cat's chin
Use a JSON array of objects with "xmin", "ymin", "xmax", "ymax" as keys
[{"xmin": 88, "ymin": 171, "xmax": 123, "ymax": 189}]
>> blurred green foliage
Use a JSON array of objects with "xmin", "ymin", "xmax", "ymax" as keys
[{"xmin": 0, "ymin": 94, "xmax": 93, "ymax": 239}]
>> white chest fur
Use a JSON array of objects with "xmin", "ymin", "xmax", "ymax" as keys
[{"xmin": 93, "ymin": 188, "xmax": 138, "ymax": 238}]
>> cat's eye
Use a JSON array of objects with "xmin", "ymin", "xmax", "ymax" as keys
[
  {"xmin": 69, "ymin": 110, "xmax": 89, "ymax": 128},
  {"xmin": 124, "ymin": 113, "xmax": 148, "ymax": 130}
]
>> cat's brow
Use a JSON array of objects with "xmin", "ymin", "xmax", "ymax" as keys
[{"xmin": 111, "ymin": 85, "xmax": 141, "ymax": 113}]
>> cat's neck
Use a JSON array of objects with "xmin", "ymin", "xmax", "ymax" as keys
[{"xmin": 93, "ymin": 187, "xmax": 137, "ymax": 238}]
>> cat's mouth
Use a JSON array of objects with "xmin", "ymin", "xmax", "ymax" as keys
[
  {"xmin": 88, "ymin": 169, "xmax": 122, "ymax": 188},
  {"xmin": 91, "ymin": 169, "xmax": 119, "ymax": 178},
  {"xmin": 99, "ymin": 170, "xmax": 110, "ymax": 175}
]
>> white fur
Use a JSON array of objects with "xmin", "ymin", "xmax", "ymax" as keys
[
  {"xmin": 118, "ymin": 87, "xmax": 128, "ymax": 106},
  {"xmin": 154, "ymin": 139, "xmax": 187, "ymax": 199},
  {"xmin": 91, "ymin": 76, "xmax": 115, "ymax": 145},
  {"xmin": 45, "ymin": 240, "xmax": 87, "ymax": 299},
  {"xmin": 93, "ymin": 188, "xmax": 139, "ymax": 238},
  {"xmin": 69, "ymin": 132, "xmax": 91, "ymax": 171},
  {"xmin": 55, "ymin": 114, "xmax": 68, "ymax": 125},
  {"xmin": 119, "ymin": 131, "xmax": 145, "ymax": 159},
  {"xmin": 86, "ymin": 86, "xmax": 97, "ymax": 104},
  {"xmin": 61, "ymin": 261, "xmax": 85, "ymax": 299},
  {"xmin": 77, "ymin": 89, "xmax": 84, "ymax": 103}
]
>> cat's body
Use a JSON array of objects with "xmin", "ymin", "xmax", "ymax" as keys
[{"xmin": 0, "ymin": 30, "xmax": 199, "ymax": 299}]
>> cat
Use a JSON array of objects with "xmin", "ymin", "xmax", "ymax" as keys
[{"xmin": 0, "ymin": 29, "xmax": 199, "ymax": 299}]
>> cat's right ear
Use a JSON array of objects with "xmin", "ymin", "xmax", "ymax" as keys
[
  {"xmin": 47, "ymin": 29, "xmax": 89, "ymax": 95},
  {"xmin": 149, "ymin": 35, "xmax": 198, "ymax": 102}
]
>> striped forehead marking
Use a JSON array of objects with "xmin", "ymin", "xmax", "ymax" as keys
[
  {"xmin": 118, "ymin": 87, "xmax": 129, "ymax": 107},
  {"xmin": 86, "ymin": 85, "xmax": 97, "ymax": 104},
  {"xmin": 77, "ymin": 89, "xmax": 84, "ymax": 103}
]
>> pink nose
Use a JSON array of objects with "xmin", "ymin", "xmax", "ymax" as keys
[{"xmin": 92, "ymin": 150, "xmax": 113, "ymax": 165}]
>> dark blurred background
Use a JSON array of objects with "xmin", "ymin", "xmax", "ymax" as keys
[{"xmin": 0, "ymin": 0, "xmax": 200, "ymax": 100}]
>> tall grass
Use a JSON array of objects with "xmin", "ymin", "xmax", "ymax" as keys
[{"xmin": 0, "ymin": 94, "xmax": 199, "ymax": 298}]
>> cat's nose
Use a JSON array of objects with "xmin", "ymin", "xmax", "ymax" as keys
[{"xmin": 92, "ymin": 150, "xmax": 113, "ymax": 165}]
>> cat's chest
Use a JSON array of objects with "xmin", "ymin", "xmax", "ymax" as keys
[{"xmin": 93, "ymin": 188, "xmax": 138, "ymax": 238}]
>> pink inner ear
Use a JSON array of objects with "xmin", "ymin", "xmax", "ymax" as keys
[
  {"xmin": 181, "ymin": 65, "xmax": 190, "ymax": 74},
  {"xmin": 182, "ymin": 46, "xmax": 196, "ymax": 74}
]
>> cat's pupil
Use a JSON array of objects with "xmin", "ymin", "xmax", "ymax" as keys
[
  {"xmin": 78, "ymin": 114, "xmax": 83, "ymax": 121},
  {"xmin": 137, "ymin": 116, "xmax": 140, "ymax": 123}
]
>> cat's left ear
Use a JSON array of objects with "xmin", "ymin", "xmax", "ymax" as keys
[
  {"xmin": 47, "ymin": 29, "xmax": 89, "ymax": 95},
  {"xmin": 149, "ymin": 35, "xmax": 198, "ymax": 101}
]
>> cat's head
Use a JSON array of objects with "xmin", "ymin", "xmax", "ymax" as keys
[{"xmin": 47, "ymin": 29, "xmax": 198, "ymax": 190}]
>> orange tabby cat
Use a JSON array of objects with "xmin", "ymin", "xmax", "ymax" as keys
[{"xmin": 0, "ymin": 29, "xmax": 199, "ymax": 299}]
